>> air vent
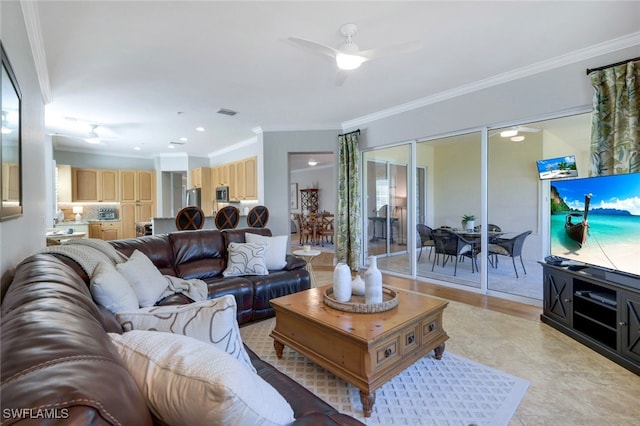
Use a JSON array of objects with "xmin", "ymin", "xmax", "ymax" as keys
[
  {"xmin": 169, "ymin": 141, "xmax": 186, "ymax": 145},
  {"xmin": 217, "ymin": 108, "xmax": 238, "ymax": 116}
]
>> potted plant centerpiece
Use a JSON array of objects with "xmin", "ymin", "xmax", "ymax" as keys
[{"xmin": 461, "ymin": 214, "xmax": 475, "ymax": 231}]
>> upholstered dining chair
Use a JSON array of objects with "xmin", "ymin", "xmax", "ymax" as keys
[
  {"xmin": 175, "ymin": 206, "xmax": 205, "ymax": 230},
  {"xmin": 247, "ymin": 205, "xmax": 269, "ymax": 228},
  {"xmin": 214, "ymin": 206, "xmax": 240, "ymax": 230},
  {"xmin": 416, "ymin": 224, "xmax": 435, "ymax": 261},
  {"xmin": 487, "ymin": 230, "xmax": 532, "ymax": 278}
]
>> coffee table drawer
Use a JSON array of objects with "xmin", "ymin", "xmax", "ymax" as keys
[
  {"xmin": 373, "ymin": 335, "xmax": 401, "ymax": 368},
  {"xmin": 421, "ymin": 312, "xmax": 444, "ymax": 346},
  {"xmin": 401, "ymin": 323, "xmax": 420, "ymax": 355}
]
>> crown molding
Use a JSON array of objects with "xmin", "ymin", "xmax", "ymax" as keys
[
  {"xmin": 21, "ymin": 0, "xmax": 52, "ymax": 104},
  {"xmin": 208, "ymin": 135, "xmax": 258, "ymax": 157},
  {"xmin": 342, "ymin": 32, "xmax": 640, "ymax": 130}
]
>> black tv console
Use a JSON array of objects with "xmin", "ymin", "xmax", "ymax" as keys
[{"xmin": 540, "ymin": 262, "xmax": 640, "ymax": 375}]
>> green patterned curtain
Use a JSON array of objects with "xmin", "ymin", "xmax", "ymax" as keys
[
  {"xmin": 335, "ymin": 130, "xmax": 361, "ymax": 270},
  {"xmin": 589, "ymin": 59, "xmax": 640, "ymax": 175}
]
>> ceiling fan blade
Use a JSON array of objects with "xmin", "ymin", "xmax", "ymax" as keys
[
  {"xmin": 517, "ymin": 126, "xmax": 541, "ymax": 133},
  {"xmin": 288, "ymin": 37, "xmax": 338, "ymax": 59},
  {"xmin": 336, "ymin": 70, "xmax": 349, "ymax": 86},
  {"xmin": 357, "ymin": 40, "xmax": 423, "ymax": 60}
]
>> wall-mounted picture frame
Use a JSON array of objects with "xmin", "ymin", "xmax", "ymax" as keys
[
  {"xmin": 1, "ymin": 41, "xmax": 23, "ymax": 221},
  {"xmin": 290, "ymin": 183, "xmax": 298, "ymax": 209}
]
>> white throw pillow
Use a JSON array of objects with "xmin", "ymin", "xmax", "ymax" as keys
[
  {"xmin": 109, "ymin": 331, "xmax": 295, "ymax": 426},
  {"xmin": 90, "ymin": 261, "xmax": 139, "ymax": 313},
  {"xmin": 245, "ymin": 233, "xmax": 288, "ymax": 270},
  {"xmin": 116, "ymin": 249, "xmax": 166, "ymax": 307},
  {"xmin": 115, "ymin": 295, "xmax": 255, "ymax": 373},
  {"xmin": 222, "ymin": 242, "xmax": 269, "ymax": 277}
]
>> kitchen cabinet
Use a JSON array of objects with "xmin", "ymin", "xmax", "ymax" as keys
[
  {"xmin": 71, "ymin": 168, "xmax": 118, "ymax": 202},
  {"xmin": 228, "ymin": 156, "xmax": 257, "ymax": 201},
  {"xmin": 89, "ymin": 221, "xmax": 121, "ymax": 241},
  {"xmin": 120, "ymin": 170, "xmax": 156, "ymax": 239},
  {"xmin": 56, "ymin": 164, "xmax": 72, "ymax": 203}
]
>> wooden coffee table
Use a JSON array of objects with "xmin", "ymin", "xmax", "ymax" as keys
[{"xmin": 269, "ymin": 285, "xmax": 449, "ymax": 417}]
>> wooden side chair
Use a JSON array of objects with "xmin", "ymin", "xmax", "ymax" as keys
[
  {"xmin": 214, "ymin": 206, "xmax": 240, "ymax": 230},
  {"xmin": 175, "ymin": 206, "xmax": 205, "ymax": 230},
  {"xmin": 318, "ymin": 213, "xmax": 334, "ymax": 246},
  {"xmin": 295, "ymin": 213, "xmax": 313, "ymax": 245},
  {"xmin": 247, "ymin": 205, "xmax": 269, "ymax": 228}
]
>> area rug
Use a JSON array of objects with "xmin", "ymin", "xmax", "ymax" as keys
[{"xmin": 240, "ymin": 318, "xmax": 529, "ymax": 426}]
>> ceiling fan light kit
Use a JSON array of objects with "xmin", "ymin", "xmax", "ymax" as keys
[{"xmin": 500, "ymin": 129, "xmax": 518, "ymax": 138}]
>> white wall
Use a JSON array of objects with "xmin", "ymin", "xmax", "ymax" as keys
[
  {"xmin": 262, "ymin": 129, "xmax": 340, "ymax": 238},
  {"xmin": 290, "ymin": 165, "xmax": 335, "ymax": 215},
  {"xmin": 1, "ymin": 1, "xmax": 47, "ymax": 297}
]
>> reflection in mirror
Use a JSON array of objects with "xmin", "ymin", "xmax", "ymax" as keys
[{"xmin": 1, "ymin": 42, "xmax": 22, "ymax": 220}]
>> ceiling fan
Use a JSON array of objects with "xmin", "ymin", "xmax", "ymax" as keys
[
  {"xmin": 50, "ymin": 124, "xmax": 114, "ymax": 145},
  {"xmin": 288, "ymin": 23, "xmax": 422, "ymax": 85}
]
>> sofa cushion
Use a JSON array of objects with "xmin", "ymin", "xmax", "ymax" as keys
[
  {"xmin": 109, "ymin": 330, "xmax": 295, "ymax": 426},
  {"xmin": 169, "ymin": 229, "xmax": 227, "ymax": 280},
  {"xmin": 115, "ymin": 295, "xmax": 255, "ymax": 372},
  {"xmin": 245, "ymin": 233, "xmax": 288, "ymax": 270},
  {"xmin": 116, "ymin": 250, "xmax": 167, "ymax": 307},
  {"xmin": 223, "ymin": 242, "xmax": 269, "ymax": 277},
  {"xmin": 90, "ymin": 261, "xmax": 139, "ymax": 313}
]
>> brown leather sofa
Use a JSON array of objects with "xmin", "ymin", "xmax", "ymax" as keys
[{"xmin": 1, "ymin": 228, "xmax": 364, "ymax": 425}]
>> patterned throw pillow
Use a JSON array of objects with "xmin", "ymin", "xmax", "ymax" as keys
[
  {"xmin": 115, "ymin": 295, "xmax": 255, "ymax": 372},
  {"xmin": 222, "ymin": 242, "xmax": 269, "ymax": 277},
  {"xmin": 109, "ymin": 331, "xmax": 295, "ymax": 426}
]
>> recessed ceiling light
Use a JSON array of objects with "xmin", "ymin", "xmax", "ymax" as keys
[
  {"xmin": 500, "ymin": 130, "xmax": 518, "ymax": 138},
  {"xmin": 308, "ymin": 160, "xmax": 318, "ymax": 166},
  {"xmin": 195, "ymin": 127, "xmax": 205, "ymax": 132},
  {"xmin": 168, "ymin": 144, "xmax": 175, "ymax": 149},
  {"xmin": 180, "ymin": 137, "xmax": 188, "ymax": 142},
  {"xmin": 511, "ymin": 136, "xmax": 525, "ymax": 142},
  {"xmin": 133, "ymin": 146, "xmax": 141, "ymax": 151}
]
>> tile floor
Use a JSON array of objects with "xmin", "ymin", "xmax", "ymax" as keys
[{"xmin": 308, "ymin": 268, "xmax": 640, "ymax": 425}]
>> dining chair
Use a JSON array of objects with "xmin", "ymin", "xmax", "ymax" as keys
[
  {"xmin": 295, "ymin": 213, "xmax": 313, "ymax": 245},
  {"xmin": 431, "ymin": 228, "xmax": 478, "ymax": 276},
  {"xmin": 175, "ymin": 206, "xmax": 205, "ymax": 230},
  {"xmin": 247, "ymin": 205, "xmax": 269, "ymax": 228},
  {"xmin": 318, "ymin": 213, "xmax": 334, "ymax": 246},
  {"xmin": 416, "ymin": 224, "xmax": 435, "ymax": 261},
  {"xmin": 487, "ymin": 230, "xmax": 532, "ymax": 278},
  {"xmin": 214, "ymin": 206, "xmax": 240, "ymax": 230}
]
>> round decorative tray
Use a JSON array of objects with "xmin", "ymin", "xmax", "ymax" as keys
[{"xmin": 323, "ymin": 286, "xmax": 398, "ymax": 313}]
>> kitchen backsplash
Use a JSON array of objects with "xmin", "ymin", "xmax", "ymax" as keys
[{"xmin": 58, "ymin": 202, "xmax": 120, "ymax": 222}]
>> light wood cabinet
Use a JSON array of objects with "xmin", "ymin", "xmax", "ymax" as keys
[
  {"xmin": 189, "ymin": 167, "xmax": 213, "ymax": 212},
  {"xmin": 71, "ymin": 168, "xmax": 118, "ymax": 202},
  {"xmin": 89, "ymin": 221, "xmax": 121, "ymax": 241},
  {"xmin": 56, "ymin": 164, "xmax": 72, "ymax": 203},
  {"xmin": 120, "ymin": 170, "xmax": 156, "ymax": 239},
  {"xmin": 227, "ymin": 156, "xmax": 257, "ymax": 201}
]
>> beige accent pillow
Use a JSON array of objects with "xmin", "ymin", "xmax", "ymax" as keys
[
  {"xmin": 222, "ymin": 242, "xmax": 269, "ymax": 277},
  {"xmin": 108, "ymin": 331, "xmax": 295, "ymax": 426},
  {"xmin": 90, "ymin": 261, "xmax": 139, "ymax": 313},
  {"xmin": 115, "ymin": 295, "xmax": 255, "ymax": 372},
  {"xmin": 245, "ymin": 233, "xmax": 288, "ymax": 270},
  {"xmin": 116, "ymin": 249, "xmax": 166, "ymax": 307}
]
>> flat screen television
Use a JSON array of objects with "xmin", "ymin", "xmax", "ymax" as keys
[
  {"xmin": 549, "ymin": 172, "xmax": 640, "ymax": 282},
  {"xmin": 537, "ymin": 155, "xmax": 578, "ymax": 180}
]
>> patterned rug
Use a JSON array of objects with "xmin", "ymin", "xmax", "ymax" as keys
[{"xmin": 240, "ymin": 318, "xmax": 529, "ymax": 426}]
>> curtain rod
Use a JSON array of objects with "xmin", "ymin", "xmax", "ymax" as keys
[
  {"xmin": 586, "ymin": 56, "xmax": 640, "ymax": 75},
  {"xmin": 339, "ymin": 129, "xmax": 360, "ymax": 137}
]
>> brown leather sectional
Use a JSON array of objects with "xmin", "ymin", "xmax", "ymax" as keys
[{"xmin": 1, "ymin": 228, "xmax": 364, "ymax": 425}]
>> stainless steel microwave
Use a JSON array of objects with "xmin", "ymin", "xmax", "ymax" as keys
[{"xmin": 216, "ymin": 186, "xmax": 229, "ymax": 201}]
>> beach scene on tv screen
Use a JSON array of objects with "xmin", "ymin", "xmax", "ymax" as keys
[
  {"xmin": 550, "ymin": 173, "xmax": 640, "ymax": 276},
  {"xmin": 537, "ymin": 155, "xmax": 578, "ymax": 179}
]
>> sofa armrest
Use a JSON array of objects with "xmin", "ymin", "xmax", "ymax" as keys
[{"xmin": 284, "ymin": 254, "xmax": 306, "ymax": 271}]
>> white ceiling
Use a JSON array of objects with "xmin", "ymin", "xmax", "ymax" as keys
[{"xmin": 31, "ymin": 1, "xmax": 640, "ymax": 158}]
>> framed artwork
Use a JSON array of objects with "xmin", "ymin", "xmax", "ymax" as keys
[{"xmin": 290, "ymin": 183, "xmax": 298, "ymax": 209}]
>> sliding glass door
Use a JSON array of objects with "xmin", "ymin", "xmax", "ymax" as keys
[{"xmin": 363, "ymin": 144, "xmax": 410, "ymax": 273}]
